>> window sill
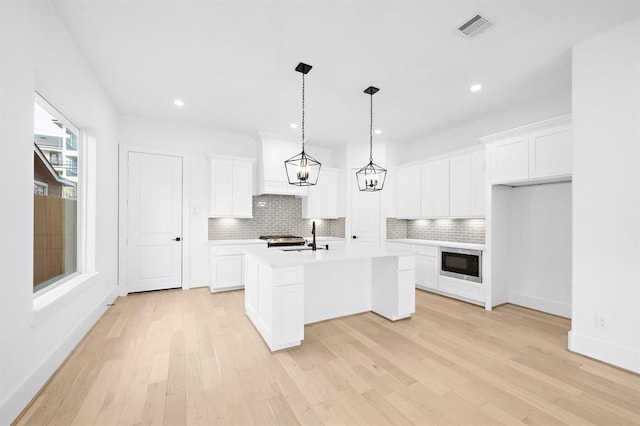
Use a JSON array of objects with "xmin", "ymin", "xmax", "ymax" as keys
[{"xmin": 32, "ymin": 272, "xmax": 100, "ymax": 325}]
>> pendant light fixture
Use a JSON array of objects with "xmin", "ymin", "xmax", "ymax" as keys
[
  {"xmin": 356, "ymin": 86, "xmax": 387, "ymax": 191},
  {"xmin": 285, "ymin": 62, "xmax": 321, "ymax": 186}
]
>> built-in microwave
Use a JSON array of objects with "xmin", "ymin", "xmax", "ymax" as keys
[{"xmin": 440, "ymin": 247, "xmax": 482, "ymax": 283}]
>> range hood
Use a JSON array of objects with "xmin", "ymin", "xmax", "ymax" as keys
[{"xmin": 256, "ymin": 133, "xmax": 330, "ymax": 196}]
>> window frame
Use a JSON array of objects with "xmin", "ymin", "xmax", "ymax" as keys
[{"xmin": 33, "ymin": 92, "xmax": 87, "ymax": 298}]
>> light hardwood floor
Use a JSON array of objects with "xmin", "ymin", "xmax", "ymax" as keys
[{"xmin": 16, "ymin": 288, "xmax": 640, "ymax": 425}]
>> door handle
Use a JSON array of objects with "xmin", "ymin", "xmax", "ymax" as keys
[
  {"xmin": 352, "ymin": 235, "xmax": 358, "ymax": 239},
  {"xmin": 172, "ymin": 237, "xmax": 182, "ymax": 241}
]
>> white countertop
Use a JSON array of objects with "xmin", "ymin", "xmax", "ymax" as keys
[
  {"xmin": 209, "ymin": 239, "xmax": 265, "ymax": 246},
  {"xmin": 243, "ymin": 245, "xmax": 413, "ymax": 268},
  {"xmin": 209, "ymin": 236, "xmax": 345, "ymax": 246},
  {"xmin": 386, "ymin": 238, "xmax": 486, "ymax": 251}
]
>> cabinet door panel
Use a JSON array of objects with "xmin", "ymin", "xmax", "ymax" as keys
[
  {"xmin": 492, "ymin": 136, "xmax": 528, "ymax": 183},
  {"xmin": 213, "ymin": 255, "xmax": 243, "ymax": 288},
  {"xmin": 420, "ymin": 163, "xmax": 436, "ymax": 217},
  {"xmin": 232, "ymin": 162, "xmax": 253, "ymax": 217},
  {"xmin": 529, "ymin": 126, "xmax": 572, "ymax": 179},
  {"xmin": 397, "ymin": 270, "xmax": 416, "ymax": 316},
  {"xmin": 433, "ymin": 160, "xmax": 450, "ymax": 217},
  {"xmin": 449, "ymin": 155, "xmax": 471, "ymax": 217},
  {"xmin": 210, "ymin": 160, "xmax": 233, "ymax": 216},
  {"xmin": 470, "ymin": 152, "xmax": 486, "ymax": 216},
  {"xmin": 398, "ymin": 166, "xmax": 421, "ymax": 218}
]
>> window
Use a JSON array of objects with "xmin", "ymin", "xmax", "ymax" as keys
[{"xmin": 33, "ymin": 94, "xmax": 81, "ymax": 293}]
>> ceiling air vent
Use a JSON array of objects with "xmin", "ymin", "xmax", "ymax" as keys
[{"xmin": 456, "ymin": 14, "xmax": 493, "ymax": 39}]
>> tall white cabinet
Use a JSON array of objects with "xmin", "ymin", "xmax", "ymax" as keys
[{"xmin": 210, "ymin": 157, "xmax": 253, "ymax": 218}]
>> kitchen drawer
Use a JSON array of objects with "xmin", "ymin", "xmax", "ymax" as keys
[
  {"xmin": 438, "ymin": 276, "xmax": 484, "ymax": 302},
  {"xmin": 412, "ymin": 245, "xmax": 438, "ymax": 256}
]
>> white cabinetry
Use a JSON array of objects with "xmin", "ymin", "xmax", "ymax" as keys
[
  {"xmin": 210, "ymin": 243, "xmax": 264, "ymax": 292},
  {"xmin": 486, "ymin": 118, "xmax": 571, "ymax": 185},
  {"xmin": 371, "ymin": 255, "xmax": 416, "ymax": 321},
  {"xmin": 421, "ymin": 160, "xmax": 450, "ymax": 218},
  {"xmin": 449, "ymin": 155, "xmax": 471, "ymax": 217},
  {"xmin": 470, "ymin": 151, "xmax": 486, "ymax": 216},
  {"xmin": 414, "ymin": 245, "xmax": 438, "ymax": 291},
  {"xmin": 490, "ymin": 136, "xmax": 529, "ymax": 184},
  {"xmin": 528, "ymin": 126, "xmax": 572, "ymax": 179},
  {"xmin": 303, "ymin": 167, "xmax": 342, "ymax": 219},
  {"xmin": 397, "ymin": 150, "xmax": 484, "ymax": 219},
  {"xmin": 210, "ymin": 158, "xmax": 253, "ymax": 218},
  {"xmin": 244, "ymin": 254, "xmax": 304, "ymax": 351},
  {"xmin": 449, "ymin": 152, "xmax": 485, "ymax": 217},
  {"xmin": 397, "ymin": 165, "xmax": 421, "ymax": 218}
]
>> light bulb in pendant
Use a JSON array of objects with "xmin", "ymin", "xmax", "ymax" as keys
[
  {"xmin": 297, "ymin": 164, "xmax": 309, "ymax": 181},
  {"xmin": 365, "ymin": 172, "xmax": 379, "ymax": 188}
]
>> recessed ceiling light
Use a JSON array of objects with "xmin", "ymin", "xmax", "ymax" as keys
[
  {"xmin": 290, "ymin": 123, "xmax": 298, "ymax": 129},
  {"xmin": 470, "ymin": 84, "xmax": 482, "ymax": 92},
  {"xmin": 374, "ymin": 129, "xmax": 382, "ymax": 135},
  {"xmin": 174, "ymin": 99, "xmax": 185, "ymax": 107}
]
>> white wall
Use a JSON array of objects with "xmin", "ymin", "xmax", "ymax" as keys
[
  {"xmin": 0, "ymin": 1, "xmax": 119, "ymax": 423},
  {"xmin": 396, "ymin": 90, "xmax": 571, "ymax": 163},
  {"xmin": 118, "ymin": 116, "xmax": 257, "ymax": 289},
  {"xmin": 570, "ymin": 16, "xmax": 640, "ymax": 372},
  {"xmin": 507, "ymin": 183, "xmax": 572, "ymax": 317}
]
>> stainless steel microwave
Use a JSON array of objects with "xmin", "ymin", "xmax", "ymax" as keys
[{"xmin": 440, "ymin": 247, "xmax": 482, "ymax": 283}]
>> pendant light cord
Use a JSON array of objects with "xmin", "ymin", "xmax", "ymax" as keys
[
  {"xmin": 369, "ymin": 92, "xmax": 373, "ymax": 163},
  {"xmin": 301, "ymin": 72, "xmax": 306, "ymax": 151}
]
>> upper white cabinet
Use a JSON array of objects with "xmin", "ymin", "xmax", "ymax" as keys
[
  {"xmin": 421, "ymin": 159, "xmax": 450, "ymax": 218},
  {"xmin": 470, "ymin": 151, "xmax": 486, "ymax": 216},
  {"xmin": 397, "ymin": 165, "xmax": 421, "ymax": 218},
  {"xmin": 484, "ymin": 116, "xmax": 572, "ymax": 185},
  {"xmin": 490, "ymin": 136, "xmax": 529, "ymax": 184},
  {"xmin": 397, "ymin": 149, "xmax": 484, "ymax": 219},
  {"xmin": 303, "ymin": 167, "xmax": 342, "ymax": 219},
  {"xmin": 449, "ymin": 152, "xmax": 486, "ymax": 218},
  {"xmin": 528, "ymin": 126, "xmax": 572, "ymax": 179},
  {"xmin": 449, "ymin": 155, "xmax": 471, "ymax": 217},
  {"xmin": 210, "ymin": 158, "xmax": 253, "ymax": 218}
]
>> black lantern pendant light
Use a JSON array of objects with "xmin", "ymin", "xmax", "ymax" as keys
[
  {"xmin": 285, "ymin": 62, "xmax": 321, "ymax": 186},
  {"xmin": 356, "ymin": 86, "xmax": 387, "ymax": 191}
]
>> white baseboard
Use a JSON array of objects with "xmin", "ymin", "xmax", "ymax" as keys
[
  {"xmin": 508, "ymin": 291, "xmax": 571, "ymax": 318},
  {"xmin": 568, "ymin": 330, "xmax": 640, "ymax": 373},
  {"xmin": 0, "ymin": 289, "xmax": 118, "ymax": 425}
]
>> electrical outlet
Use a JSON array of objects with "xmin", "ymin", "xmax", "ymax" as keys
[{"xmin": 595, "ymin": 314, "xmax": 609, "ymax": 330}]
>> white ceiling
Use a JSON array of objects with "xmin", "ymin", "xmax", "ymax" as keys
[{"xmin": 52, "ymin": 0, "xmax": 640, "ymax": 146}]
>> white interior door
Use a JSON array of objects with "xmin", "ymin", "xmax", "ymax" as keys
[
  {"xmin": 350, "ymin": 169, "xmax": 381, "ymax": 247},
  {"xmin": 127, "ymin": 152, "xmax": 183, "ymax": 293}
]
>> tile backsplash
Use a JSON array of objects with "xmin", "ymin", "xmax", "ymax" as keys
[
  {"xmin": 208, "ymin": 194, "xmax": 345, "ymax": 240},
  {"xmin": 386, "ymin": 218, "xmax": 485, "ymax": 244}
]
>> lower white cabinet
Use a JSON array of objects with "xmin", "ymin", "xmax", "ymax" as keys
[
  {"xmin": 397, "ymin": 257, "xmax": 416, "ymax": 318},
  {"xmin": 438, "ymin": 275, "xmax": 484, "ymax": 303},
  {"xmin": 210, "ymin": 243, "xmax": 264, "ymax": 292},
  {"xmin": 415, "ymin": 249, "xmax": 438, "ymax": 291}
]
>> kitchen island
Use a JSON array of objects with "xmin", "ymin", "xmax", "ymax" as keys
[{"xmin": 243, "ymin": 245, "xmax": 416, "ymax": 351}]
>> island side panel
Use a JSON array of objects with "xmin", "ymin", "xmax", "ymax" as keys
[
  {"xmin": 371, "ymin": 255, "xmax": 416, "ymax": 321},
  {"xmin": 304, "ymin": 258, "xmax": 373, "ymax": 324},
  {"xmin": 244, "ymin": 253, "xmax": 305, "ymax": 352}
]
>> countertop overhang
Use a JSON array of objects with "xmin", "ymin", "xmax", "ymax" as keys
[{"xmin": 243, "ymin": 245, "xmax": 414, "ymax": 268}]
